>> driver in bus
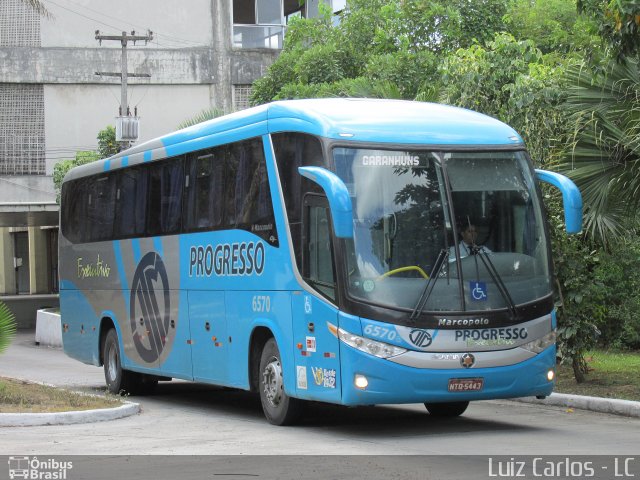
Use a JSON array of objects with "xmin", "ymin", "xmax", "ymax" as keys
[{"xmin": 449, "ymin": 221, "xmax": 492, "ymax": 262}]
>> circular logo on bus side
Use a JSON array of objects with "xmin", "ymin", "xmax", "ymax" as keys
[
  {"xmin": 129, "ymin": 252, "xmax": 171, "ymax": 363},
  {"xmin": 409, "ymin": 329, "xmax": 433, "ymax": 348}
]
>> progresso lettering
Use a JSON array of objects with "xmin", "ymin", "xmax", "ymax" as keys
[
  {"xmin": 189, "ymin": 241, "xmax": 265, "ymax": 277},
  {"xmin": 454, "ymin": 328, "xmax": 528, "ymax": 342}
]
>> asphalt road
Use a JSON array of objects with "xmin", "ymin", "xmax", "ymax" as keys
[{"xmin": 1, "ymin": 332, "xmax": 638, "ymax": 460}]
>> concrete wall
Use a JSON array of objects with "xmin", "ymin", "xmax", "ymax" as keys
[
  {"xmin": 43, "ymin": 84, "xmax": 213, "ymax": 174},
  {"xmin": 0, "ymin": 294, "xmax": 59, "ymax": 329},
  {"xmin": 40, "ymin": 0, "xmax": 213, "ymax": 48},
  {"xmin": 0, "ymin": 176, "xmax": 55, "ymax": 203}
]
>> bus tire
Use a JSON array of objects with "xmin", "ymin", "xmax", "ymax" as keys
[
  {"xmin": 258, "ymin": 338, "xmax": 303, "ymax": 426},
  {"xmin": 424, "ymin": 401, "xmax": 469, "ymax": 417},
  {"xmin": 103, "ymin": 329, "xmax": 157, "ymax": 395}
]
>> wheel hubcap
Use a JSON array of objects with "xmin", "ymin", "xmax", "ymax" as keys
[
  {"xmin": 262, "ymin": 356, "xmax": 283, "ymax": 407},
  {"xmin": 107, "ymin": 343, "xmax": 118, "ymax": 382}
]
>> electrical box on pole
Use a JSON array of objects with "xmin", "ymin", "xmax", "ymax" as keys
[
  {"xmin": 95, "ymin": 29, "xmax": 153, "ymax": 149},
  {"xmin": 116, "ymin": 111, "xmax": 140, "ymax": 142}
]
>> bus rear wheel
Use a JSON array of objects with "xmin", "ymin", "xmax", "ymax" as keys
[
  {"xmin": 424, "ymin": 401, "xmax": 469, "ymax": 417},
  {"xmin": 103, "ymin": 329, "xmax": 157, "ymax": 395},
  {"xmin": 258, "ymin": 338, "xmax": 303, "ymax": 426}
]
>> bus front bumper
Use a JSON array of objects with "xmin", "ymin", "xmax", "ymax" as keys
[{"xmin": 339, "ymin": 344, "xmax": 556, "ymax": 406}]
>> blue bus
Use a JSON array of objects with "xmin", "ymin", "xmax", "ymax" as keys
[{"xmin": 59, "ymin": 99, "xmax": 582, "ymax": 425}]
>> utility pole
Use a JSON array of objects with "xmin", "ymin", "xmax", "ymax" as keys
[{"xmin": 95, "ymin": 30, "xmax": 153, "ymax": 150}]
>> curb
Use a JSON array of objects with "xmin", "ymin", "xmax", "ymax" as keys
[
  {"xmin": 513, "ymin": 393, "xmax": 640, "ymax": 418},
  {"xmin": 0, "ymin": 401, "xmax": 140, "ymax": 427}
]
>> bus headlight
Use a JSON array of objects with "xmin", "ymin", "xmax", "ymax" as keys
[
  {"xmin": 328, "ymin": 323, "xmax": 407, "ymax": 359},
  {"xmin": 521, "ymin": 331, "xmax": 556, "ymax": 354}
]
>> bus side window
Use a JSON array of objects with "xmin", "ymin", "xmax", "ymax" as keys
[
  {"xmin": 227, "ymin": 139, "xmax": 277, "ymax": 243},
  {"xmin": 61, "ymin": 180, "xmax": 87, "ymax": 243},
  {"xmin": 114, "ymin": 167, "xmax": 147, "ymax": 238},
  {"xmin": 272, "ymin": 132, "xmax": 326, "ymax": 270},
  {"xmin": 147, "ymin": 160, "xmax": 183, "ymax": 236},
  {"xmin": 87, "ymin": 175, "xmax": 116, "ymax": 242},
  {"xmin": 303, "ymin": 198, "xmax": 336, "ymax": 301}
]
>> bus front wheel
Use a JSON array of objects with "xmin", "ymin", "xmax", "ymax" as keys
[
  {"xmin": 258, "ymin": 338, "xmax": 303, "ymax": 426},
  {"xmin": 103, "ymin": 329, "xmax": 157, "ymax": 395},
  {"xmin": 424, "ymin": 401, "xmax": 469, "ymax": 417}
]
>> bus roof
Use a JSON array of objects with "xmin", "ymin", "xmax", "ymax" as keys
[{"xmin": 64, "ymin": 99, "xmax": 524, "ymax": 181}]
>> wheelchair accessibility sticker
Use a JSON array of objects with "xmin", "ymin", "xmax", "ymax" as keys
[{"xmin": 470, "ymin": 281, "xmax": 488, "ymax": 301}]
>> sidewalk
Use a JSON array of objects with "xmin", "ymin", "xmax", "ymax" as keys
[{"xmin": 514, "ymin": 393, "xmax": 640, "ymax": 418}]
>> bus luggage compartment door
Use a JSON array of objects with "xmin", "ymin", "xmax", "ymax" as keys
[{"xmin": 188, "ymin": 290, "xmax": 228, "ymax": 383}]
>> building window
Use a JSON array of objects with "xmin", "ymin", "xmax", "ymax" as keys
[
  {"xmin": 233, "ymin": 85, "xmax": 253, "ymax": 111},
  {"xmin": 0, "ymin": 0, "xmax": 41, "ymax": 47},
  {"xmin": 233, "ymin": 0, "xmax": 311, "ymax": 49},
  {"xmin": 0, "ymin": 84, "xmax": 45, "ymax": 175},
  {"xmin": 232, "ymin": 1, "xmax": 346, "ymax": 48}
]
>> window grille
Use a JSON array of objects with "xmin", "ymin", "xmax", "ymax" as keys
[
  {"xmin": 0, "ymin": 0, "xmax": 41, "ymax": 47},
  {"xmin": 233, "ymin": 85, "xmax": 253, "ymax": 111},
  {"xmin": 0, "ymin": 84, "xmax": 46, "ymax": 175}
]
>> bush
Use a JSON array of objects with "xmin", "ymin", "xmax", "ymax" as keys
[{"xmin": 592, "ymin": 236, "xmax": 640, "ymax": 349}]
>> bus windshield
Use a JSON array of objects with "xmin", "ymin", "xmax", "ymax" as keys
[{"xmin": 333, "ymin": 147, "xmax": 551, "ymax": 313}]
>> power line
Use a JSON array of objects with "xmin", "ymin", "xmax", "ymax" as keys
[
  {"xmin": 64, "ymin": 0, "xmax": 204, "ymax": 47},
  {"xmin": 43, "ymin": 0, "xmax": 205, "ymax": 48}
]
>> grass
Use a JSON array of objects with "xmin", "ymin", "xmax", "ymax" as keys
[
  {"xmin": 554, "ymin": 350, "xmax": 640, "ymax": 402},
  {"xmin": 0, "ymin": 377, "xmax": 123, "ymax": 413}
]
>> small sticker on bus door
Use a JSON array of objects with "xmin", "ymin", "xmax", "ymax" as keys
[{"xmin": 297, "ymin": 366, "xmax": 308, "ymax": 390}]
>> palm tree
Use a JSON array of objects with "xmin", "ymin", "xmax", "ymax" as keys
[
  {"xmin": 0, "ymin": 302, "xmax": 16, "ymax": 354},
  {"xmin": 20, "ymin": 0, "xmax": 51, "ymax": 17},
  {"xmin": 559, "ymin": 56, "xmax": 640, "ymax": 246},
  {"xmin": 177, "ymin": 107, "xmax": 225, "ymax": 130}
]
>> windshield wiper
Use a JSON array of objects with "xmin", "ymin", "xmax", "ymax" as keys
[
  {"xmin": 409, "ymin": 248, "xmax": 448, "ymax": 324},
  {"xmin": 473, "ymin": 247, "xmax": 519, "ymax": 321}
]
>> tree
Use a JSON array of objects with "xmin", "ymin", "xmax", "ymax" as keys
[
  {"xmin": 53, "ymin": 126, "xmax": 116, "ymax": 203},
  {"xmin": 559, "ymin": 55, "xmax": 640, "ymax": 246},
  {"xmin": 504, "ymin": 0, "xmax": 599, "ymax": 56},
  {"xmin": 177, "ymin": 107, "xmax": 225, "ymax": 130},
  {"xmin": 251, "ymin": 0, "xmax": 507, "ymax": 105},
  {"xmin": 19, "ymin": 0, "xmax": 51, "ymax": 17},
  {"xmin": 439, "ymin": 33, "xmax": 569, "ymax": 165},
  {"xmin": 578, "ymin": 0, "xmax": 640, "ymax": 58},
  {"xmin": 97, "ymin": 125, "xmax": 118, "ymax": 159}
]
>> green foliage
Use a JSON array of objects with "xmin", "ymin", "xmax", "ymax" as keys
[
  {"xmin": 558, "ymin": 55, "xmax": 640, "ymax": 246},
  {"xmin": 295, "ymin": 44, "xmax": 345, "ymax": 85},
  {"xmin": 251, "ymin": 0, "xmax": 507, "ymax": 105},
  {"xmin": 53, "ymin": 151, "xmax": 99, "ymax": 203},
  {"xmin": 439, "ymin": 33, "xmax": 569, "ymax": 164},
  {"xmin": 578, "ymin": 0, "xmax": 640, "ymax": 58},
  {"xmin": 547, "ymin": 194, "xmax": 603, "ymax": 382},
  {"xmin": 53, "ymin": 124, "xmax": 114, "ymax": 203},
  {"xmin": 0, "ymin": 301, "xmax": 16, "ymax": 354},
  {"xmin": 504, "ymin": 0, "xmax": 599, "ymax": 55},
  {"xmin": 177, "ymin": 107, "xmax": 225, "ymax": 130},
  {"xmin": 97, "ymin": 125, "xmax": 118, "ymax": 159},
  {"xmin": 591, "ymin": 236, "xmax": 640, "ymax": 349}
]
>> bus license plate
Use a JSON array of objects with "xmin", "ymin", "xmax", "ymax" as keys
[{"xmin": 448, "ymin": 378, "xmax": 484, "ymax": 392}]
